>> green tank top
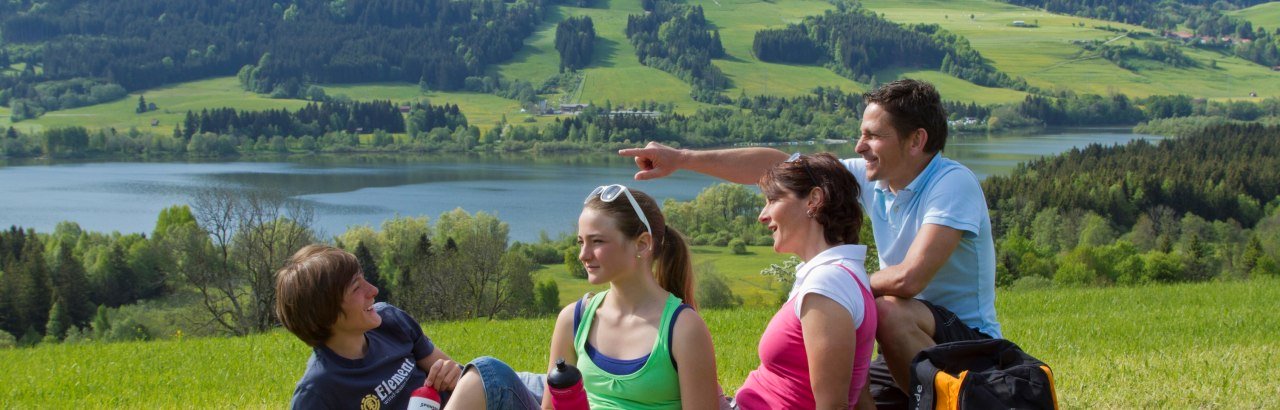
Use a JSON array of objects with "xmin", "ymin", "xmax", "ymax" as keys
[{"xmin": 574, "ymin": 290, "xmax": 683, "ymax": 410}]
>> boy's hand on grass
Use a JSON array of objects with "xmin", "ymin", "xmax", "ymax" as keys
[{"xmin": 426, "ymin": 359, "xmax": 463, "ymax": 391}]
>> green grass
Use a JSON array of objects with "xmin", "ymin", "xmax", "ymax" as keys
[
  {"xmin": 320, "ymin": 83, "xmax": 564, "ymax": 129},
  {"xmin": 12, "ymin": 76, "xmax": 562, "ymax": 134},
  {"xmin": 1230, "ymin": 2, "xmax": 1280, "ymax": 31},
  {"xmin": 0, "ymin": 105, "xmax": 12, "ymax": 129},
  {"xmin": 15, "ymin": 77, "xmax": 310, "ymax": 135},
  {"xmin": 3, "ymin": 278, "xmax": 1277, "ymax": 407},
  {"xmin": 536, "ymin": 245, "xmax": 786, "ymax": 307},
  {"xmin": 700, "ymin": 0, "xmax": 867, "ymax": 98},
  {"xmin": 861, "ymin": 0, "xmax": 1280, "ymax": 99},
  {"xmin": 877, "ymin": 68, "xmax": 1029, "ymax": 105},
  {"xmin": 493, "ymin": 0, "xmax": 711, "ymax": 114}
]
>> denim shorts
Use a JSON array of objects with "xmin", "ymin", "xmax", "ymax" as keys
[{"xmin": 465, "ymin": 356, "xmax": 544, "ymax": 410}]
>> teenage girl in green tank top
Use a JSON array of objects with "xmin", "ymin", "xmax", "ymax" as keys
[{"xmin": 542, "ymin": 185, "xmax": 721, "ymax": 410}]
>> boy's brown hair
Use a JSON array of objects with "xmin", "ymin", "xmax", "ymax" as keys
[{"xmin": 275, "ymin": 244, "xmax": 362, "ymax": 347}]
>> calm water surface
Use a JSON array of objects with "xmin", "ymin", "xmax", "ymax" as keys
[{"xmin": 0, "ymin": 128, "xmax": 1161, "ymax": 242}]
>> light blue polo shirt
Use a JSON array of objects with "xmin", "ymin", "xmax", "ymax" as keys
[{"xmin": 843, "ymin": 154, "xmax": 1001, "ymax": 338}]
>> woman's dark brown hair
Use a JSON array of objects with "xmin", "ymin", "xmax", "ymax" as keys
[{"xmin": 758, "ymin": 153, "xmax": 863, "ymax": 245}]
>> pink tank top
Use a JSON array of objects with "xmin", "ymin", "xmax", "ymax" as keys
[{"xmin": 734, "ymin": 264, "xmax": 877, "ymax": 409}]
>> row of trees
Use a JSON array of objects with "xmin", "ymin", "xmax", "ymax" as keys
[
  {"xmin": 625, "ymin": 1, "xmax": 728, "ymax": 102},
  {"xmin": 0, "ymin": 193, "xmax": 561, "ymax": 345},
  {"xmin": 9, "ymin": 87, "xmax": 1280, "ymax": 161},
  {"xmin": 178, "ymin": 100, "xmax": 413, "ymax": 140},
  {"xmin": 556, "ymin": 16, "xmax": 597, "ymax": 72}
]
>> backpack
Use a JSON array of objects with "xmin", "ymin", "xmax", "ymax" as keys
[{"xmin": 909, "ymin": 338, "xmax": 1058, "ymax": 410}]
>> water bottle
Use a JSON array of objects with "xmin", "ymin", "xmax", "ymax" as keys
[
  {"xmin": 408, "ymin": 385, "xmax": 442, "ymax": 410},
  {"xmin": 547, "ymin": 358, "xmax": 589, "ymax": 410}
]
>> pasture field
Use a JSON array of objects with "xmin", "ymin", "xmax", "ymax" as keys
[
  {"xmin": 319, "ymin": 83, "xmax": 567, "ymax": 128},
  {"xmin": 698, "ymin": 0, "xmax": 866, "ymax": 98},
  {"xmin": 13, "ymin": 77, "xmax": 310, "ymax": 135},
  {"xmin": 1230, "ymin": 2, "xmax": 1280, "ymax": 31},
  {"xmin": 11, "ymin": 77, "xmax": 568, "ymax": 134},
  {"xmin": 861, "ymin": 0, "xmax": 1280, "ymax": 99},
  {"xmin": 2, "ymin": 277, "xmax": 1277, "ymax": 407},
  {"xmin": 495, "ymin": 0, "xmax": 711, "ymax": 114}
]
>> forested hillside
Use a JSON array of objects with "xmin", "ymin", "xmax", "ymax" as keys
[
  {"xmin": 0, "ymin": 0, "xmax": 544, "ymax": 118},
  {"xmin": 984, "ymin": 122, "xmax": 1280, "ymax": 286}
]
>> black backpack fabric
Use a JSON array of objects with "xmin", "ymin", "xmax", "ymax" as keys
[{"xmin": 909, "ymin": 338, "xmax": 1057, "ymax": 410}]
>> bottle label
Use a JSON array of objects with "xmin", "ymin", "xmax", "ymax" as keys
[{"xmin": 408, "ymin": 397, "xmax": 441, "ymax": 410}]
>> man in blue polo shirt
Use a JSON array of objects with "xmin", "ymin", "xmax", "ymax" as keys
[{"xmin": 620, "ymin": 79, "xmax": 999, "ymax": 408}]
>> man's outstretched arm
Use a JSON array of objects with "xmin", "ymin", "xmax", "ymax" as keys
[{"xmin": 618, "ymin": 141, "xmax": 790, "ymax": 184}]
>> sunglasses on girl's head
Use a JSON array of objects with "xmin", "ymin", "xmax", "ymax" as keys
[
  {"xmin": 585, "ymin": 184, "xmax": 653, "ymax": 237},
  {"xmin": 786, "ymin": 152, "xmax": 819, "ymax": 186}
]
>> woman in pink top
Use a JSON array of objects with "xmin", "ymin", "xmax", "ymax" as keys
[{"xmin": 732, "ymin": 153, "xmax": 877, "ymax": 410}]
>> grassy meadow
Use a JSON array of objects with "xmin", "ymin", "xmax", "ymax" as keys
[
  {"xmin": 12, "ymin": 77, "xmax": 310, "ymax": 135},
  {"xmin": 3, "ymin": 277, "xmax": 1277, "ymax": 407},
  {"xmin": 861, "ymin": 0, "xmax": 1280, "ymax": 99},
  {"xmin": 1230, "ymin": 2, "xmax": 1280, "ymax": 31}
]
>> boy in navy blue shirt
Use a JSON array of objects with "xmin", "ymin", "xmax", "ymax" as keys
[
  {"xmin": 276, "ymin": 245, "xmax": 463, "ymax": 409},
  {"xmin": 276, "ymin": 245, "xmax": 543, "ymax": 410}
]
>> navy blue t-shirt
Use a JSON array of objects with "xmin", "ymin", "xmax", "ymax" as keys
[{"xmin": 290, "ymin": 303, "xmax": 435, "ymax": 410}]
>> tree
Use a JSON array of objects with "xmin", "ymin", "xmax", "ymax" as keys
[
  {"xmin": 564, "ymin": 247, "xmax": 586, "ymax": 279},
  {"xmin": 501, "ymin": 252, "xmax": 538, "ymax": 317},
  {"xmin": 153, "ymin": 205, "xmax": 197, "ymax": 240},
  {"xmin": 51, "ymin": 245, "xmax": 93, "ymax": 327},
  {"xmin": 535, "ymin": 279, "xmax": 560, "ymax": 315},
  {"xmin": 91, "ymin": 305, "xmax": 110, "ymax": 339},
  {"xmin": 177, "ymin": 187, "xmax": 315, "ymax": 335},
  {"xmin": 44, "ymin": 301, "xmax": 69, "ymax": 342},
  {"xmin": 13, "ymin": 237, "xmax": 51, "ymax": 336},
  {"xmin": 696, "ymin": 261, "xmax": 741, "ymax": 309},
  {"xmin": 355, "ymin": 242, "xmax": 388, "ymax": 303},
  {"xmin": 136, "ymin": 95, "xmax": 148, "ymax": 114}
]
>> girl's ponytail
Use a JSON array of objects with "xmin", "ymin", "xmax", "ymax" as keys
[{"xmin": 655, "ymin": 226, "xmax": 696, "ymax": 310}]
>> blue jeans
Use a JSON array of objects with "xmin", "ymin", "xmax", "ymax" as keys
[{"xmin": 465, "ymin": 356, "xmax": 543, "ymax": 410}]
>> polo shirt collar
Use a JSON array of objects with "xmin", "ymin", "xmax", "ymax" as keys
[{"xmin": 873, "ymin": 153, "xmax": 944, "ymax": 196}]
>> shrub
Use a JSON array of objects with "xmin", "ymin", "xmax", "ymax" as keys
[
  {"xmin": 729, "ymin": 239, "xmax": 748, "ymax": 255},
  {"xmin": 535, "ymin": 279, "xmax": 561, "ymax": 314},
  {"xmin": 0, "ymin": 330, "xmax": 15, "ymax": 349},
  {"xmin": 696, "ymin": 262, "xmax": 742, "ymax": 309},
  {"xmin": 564, "ymin": 247, "xmax": 586, "ymax": 279}
]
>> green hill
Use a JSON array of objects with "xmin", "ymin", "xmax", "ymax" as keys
[
  {"xmin": 1230, "ymin": 2, "xmax": 1280, "ymax": 31},
  {"xmin": 10, "ymin": 0, "xmax": 1280, "ymax": 133},
  {"xmin": 3, "ymin": 278, "xmax": 1277, "ymax": 407},
  {"xmin": 861, "ymin": 0, "xmax": 1279, "ymax": 99}
]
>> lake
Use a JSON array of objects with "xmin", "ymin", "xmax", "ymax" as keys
[{"xmin": 0, "ymin": 128, "xmax": 1161, "ymax": 242}]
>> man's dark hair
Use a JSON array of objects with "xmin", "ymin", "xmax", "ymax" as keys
[{"xmin": 863, "ymin": 79, "xmax": 948, "ymax": 153}]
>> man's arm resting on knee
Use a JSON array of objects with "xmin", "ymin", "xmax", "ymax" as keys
[
  {"xmin": 871, "ymin": 224, "xmax": 963, "ymax": 298},
  {"xmin": 618, "ymin": 142, "xmax": 789, "ymax": 184}
]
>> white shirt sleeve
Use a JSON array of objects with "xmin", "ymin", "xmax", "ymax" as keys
[{"xmin": 792, "ymin": 263, "xmax": 866, "ymax": 328}]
